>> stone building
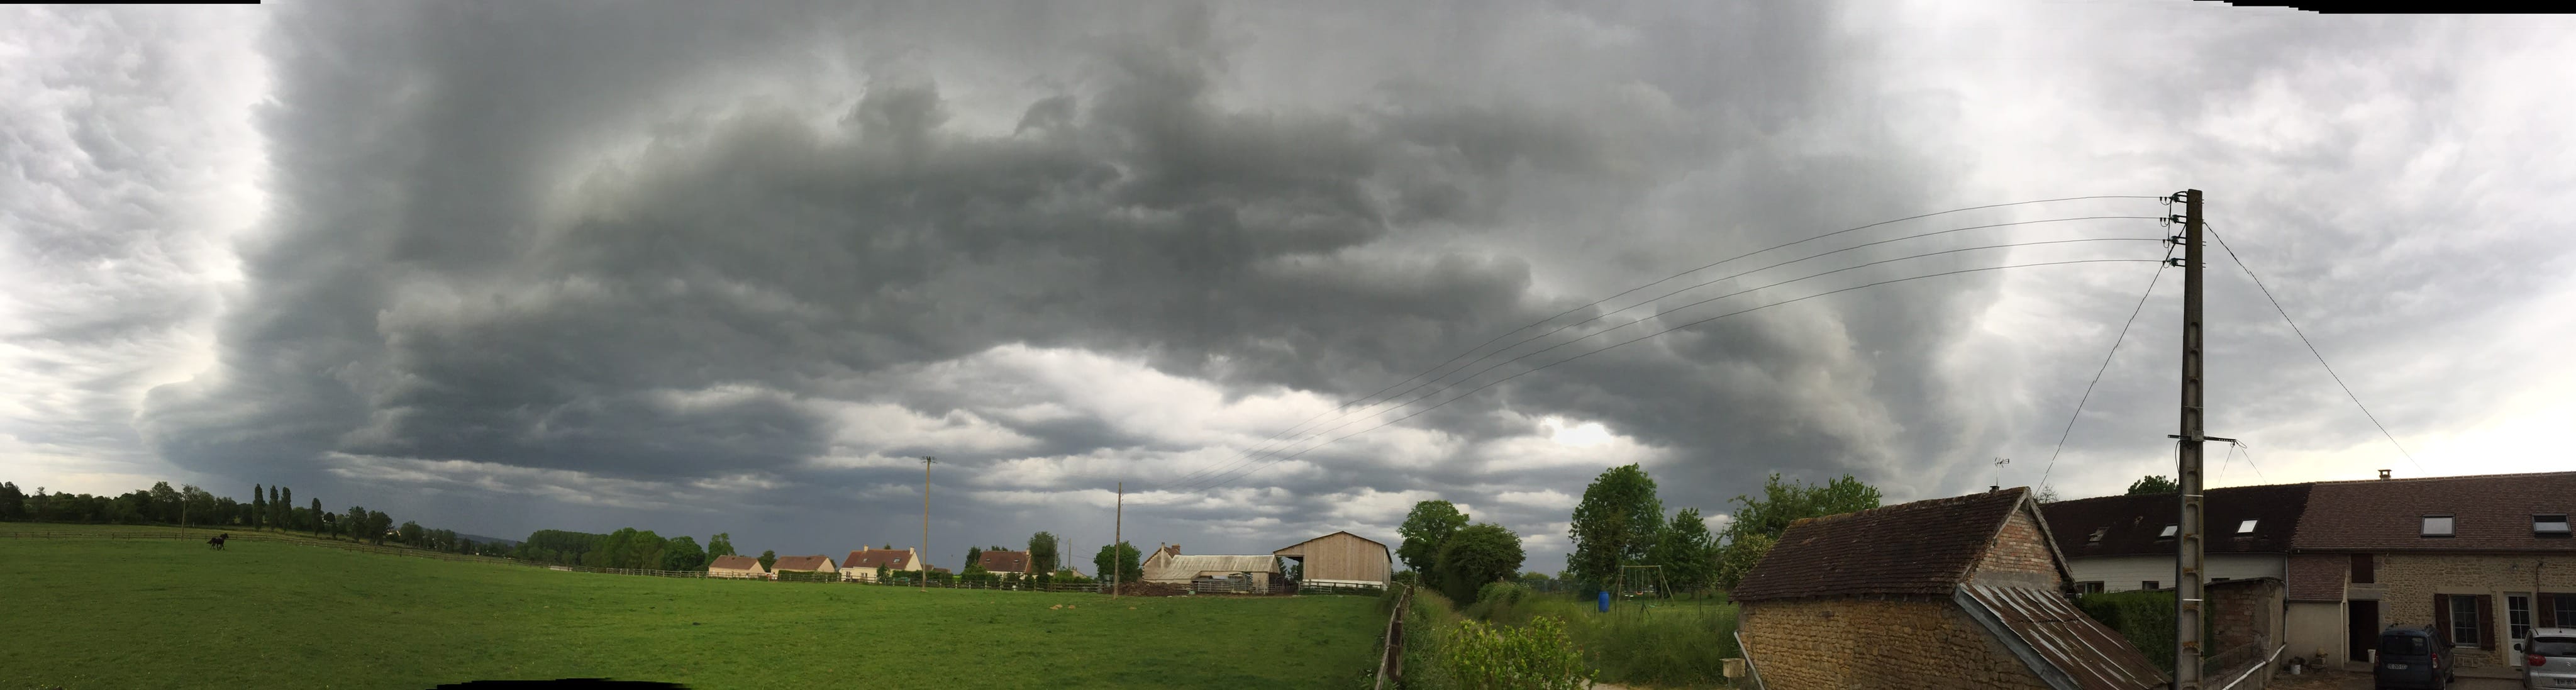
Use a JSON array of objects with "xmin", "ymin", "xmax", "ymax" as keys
[
  {"xmin": 1733, "ymin": 487, "xmax": 2166, "ymax": 690},
  {"xmin": 2278, "ymin": 471, "xmax": 2576, "ymax": 674}
]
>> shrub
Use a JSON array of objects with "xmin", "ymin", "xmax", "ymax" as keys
[
  {"xmin": 2075, "ymin": 589, "xmax": 2209, "ymax": 675},
  {"xmin": 1440, "ymin": 616, "xmax": 1594, "ymax": 690}
]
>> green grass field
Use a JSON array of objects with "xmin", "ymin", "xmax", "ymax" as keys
[{"xmin": 1, "ymin": 527, "xmax": 1382, "ymax": 690}]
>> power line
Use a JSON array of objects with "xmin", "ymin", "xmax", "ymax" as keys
[
  {"xmin": 2204, "ymin": 222, "xmax": 2421, "ymax": 472},
  {"xmin": 1137, "ymin": 198, "xmax": 2163, "ymax": 491},
  {"xmin": 1139, "ymin": 257, "xmax": 2166, "ymax": 503},
  {"xmin": 2036, "ymin": 243, "xmax": 2175, "ymax": 491},
  {"xmin": 1146, "ymin": 238, "xmax": 2163, "ymax": 496}
]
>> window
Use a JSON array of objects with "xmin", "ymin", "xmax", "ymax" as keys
[
  {"xmin": 2351, "ymin": 554, "xmax": 2375, "ymax": 584},
  {"xmin": 2380, "ymin": 635, "xmax": 2429, "ymax": 656},
  {"xmin": 2143, "ymin": 581, "xmax": 2160, "ymax": 590},
  {"xmin": 2534, "ymin": 637, "xmax": 2576, "ymax": 658},
  {"xmin": 2236, "ymin": 519, "xmax": 2258, "ymax": 534},
  {"xmin": 2158, "ymin": 525, "xmax": 2178, "ymax": 538},
  {"xmin": 2554, "ymin": 594, "xmax": 2576, "ymax": 628},
  {"xmin": 2077, "ymin": 581, "xmax": 2105, "ymax": 595},
  {"xmin": 2451, "ymin": 595, "xmax": 2482, "ymax": 647},
  {"xmin": 2087, "ymin": 528, "xmax": 2107, "ymax": 544},
  {"xmin": 2539, "ymin": 515, "xmax": 2572, "ymax": 538},
  {"xmin": 2422, "ymin": 515, "xmax": 2455, "ymax": 537},
  {"xmin": 2509, "ymin": 595, "xmax": 2531, "ymax": 643}
]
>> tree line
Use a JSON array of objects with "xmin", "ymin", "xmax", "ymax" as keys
[
  {"xmin": 511, "ymin": 528, "xmax": 739, "ymax": 571},
  {"xmin": 0, "ymin": 479, "xmax": 511, "ymax": 557},
  {"xmin": 1394, "ymin": 464, "xmax": 1886, "ymax": 604}
]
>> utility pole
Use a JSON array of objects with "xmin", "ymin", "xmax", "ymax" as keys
[
  {"xmin": 1112, "ymin": 481, "xmax": 1123, "ymax": 599},
  {"xmin": 2166, "ymin": 189, "xmax": 2233, "ymax": 690},
  {"xmin": 922, "ymin": 455, "xmax": 935, "ymax": 593}
]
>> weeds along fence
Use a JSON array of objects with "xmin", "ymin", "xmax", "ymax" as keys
[{"xmin": 1374, "ymin": 584, "xmax": 1415, "ymax": 690}]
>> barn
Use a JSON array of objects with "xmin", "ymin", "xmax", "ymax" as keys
[
  {"xmin": 708, "ymin": 554, "xmax": 767, "ymax": 580},
  {"xmin": 1272, "ymin": 531, "xmax": 1391, "ymax": 588},
  {"xmin": 1141, "ymin": 544, "xmax": 1281, "ymax": 590}
]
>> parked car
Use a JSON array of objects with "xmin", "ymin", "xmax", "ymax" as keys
[
  {"xmin": 2524, "ymin": 627, "xmax": 2576, "ymax": 690},
  {"xmin": 2375, "ymin": 625, "xmax": 2455, "ymax": 690}
]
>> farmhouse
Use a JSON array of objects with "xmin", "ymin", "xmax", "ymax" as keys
[
  {"xmin": 1141, "ymin": 544, "xmax": 1281, "ymax": 589},
  {"xmin": 842, "ymin": 547, "xmax": 924, "ymax": 582},
  {"xmin": 708, "ymin": 554, "xmax": 767, "ymax": 580},
  {"xmin": 1271, "ymin": 531, "xmax": 1391, "ymax": 587},
  {"xmin": 2275, "ymin": 471, "xmax": 2576, "ymax": 674},
  {"xmin": 1733, "ymin": 487, "xmax": 2166, "ymax": 690},
  {"xmin": 2041, "ymin": 482, "xmax": 2312, "ymax": 594},
  {"xmin": 771, "ymin": 555, "xmax": 837, "ymax": 579},
  {"xmin": 976, "ymin": 549, "xmax": 1033, "ymax": 575}
]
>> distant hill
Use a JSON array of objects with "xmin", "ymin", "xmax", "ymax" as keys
[{"xmin": 459, "ymin": 534, "xmax": 520, "ymax": 548}]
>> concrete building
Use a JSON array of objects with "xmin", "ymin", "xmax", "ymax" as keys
[
  {"xmin": 1272, "ymin": 531, "xmax": 1392, "ymax": 587},
  {"xmin": 1733, "ymin": 487, "xmax": 2165, "ymax": 690},
  {"xmin": 842, "ymin": 547, "xmax": 925, "ymax": 582},
  {"xmin": 2041, "ymin": 482, "xmax": 2312, "ymax": 594},
  {"xmin": 708, "ymin": 554, "xmax": 767, "ymax": 580}
]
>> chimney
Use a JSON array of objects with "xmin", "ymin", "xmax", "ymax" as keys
[{"xmin": 2378, "ymin": 469, "xmax": 2391, "ymax": 481}]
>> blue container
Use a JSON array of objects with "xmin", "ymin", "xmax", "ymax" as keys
[{"xmin": 1597, "ymin": 591, "xmax": 1610, "ymax": 612}]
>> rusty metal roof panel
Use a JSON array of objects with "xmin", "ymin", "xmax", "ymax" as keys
[{"xmin": 1960, "ymin": 584, "xmax": 2168, "ymax": 690}]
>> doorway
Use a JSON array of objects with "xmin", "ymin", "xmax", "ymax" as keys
[{"xmin": 2348, "ymin": 599, "xmax": 2381, "ymax": 663}]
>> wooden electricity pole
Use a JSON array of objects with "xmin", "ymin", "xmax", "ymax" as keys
[{"xmin": 922, "ymin": 455, "xmax": 935, "ymax": 593}]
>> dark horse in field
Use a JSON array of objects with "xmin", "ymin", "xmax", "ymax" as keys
[{"xmin": 207, "ymin": 533, "xmax": 229, "ymax": 550}]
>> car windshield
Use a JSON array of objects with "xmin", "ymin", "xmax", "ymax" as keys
[
  {"xmin": 2381, "ymin": 635, "xmax": 2429, "ymax": 656},
  {"xmin": 2534, "ymin": 637, "xmax": 2576, "ymax": 657}
]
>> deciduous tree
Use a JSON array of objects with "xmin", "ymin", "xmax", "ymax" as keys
[
  {"xmin": 1028, "ymin": 531, "xmax": 1060, "ymax": 574},
  {"xmin": 1567, "ymin": 464, "xmax": 1662, "ymax": 593},
  {"xmin": 1435, "ymin": 523, "xmax": 1524, "ymax": 604},
  {"xmin": 2126, "ymin": 476, "xmax": 2177, "ymax": 495},
  {"xmin": 1397, "ymin": 500, "xmax": 1470, "ymax": 586}
]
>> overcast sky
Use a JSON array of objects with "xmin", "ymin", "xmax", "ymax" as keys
[{"xmin": 6, "ymin": 1, "xmax": 2573, "ymax": 572}]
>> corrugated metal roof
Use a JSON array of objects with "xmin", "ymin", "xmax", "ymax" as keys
[
  {"xmin": 1145, "ymin": 554, "xmax": 1278, "ymax": 581},
  {"xmin": 1959, "ymin": 584, "xmax": 2168, "ymax": 690}
]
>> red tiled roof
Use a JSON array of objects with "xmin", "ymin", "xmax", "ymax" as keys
[
  {"xmin": 978, "ymin": 550, "xmax": 1031, "ymax": 573},
  {"xmin": 772, "ymin": 555, "xmax": 835, "ymax": 572},
  {"xmin": 2041, "ymin": 483, "xmax": 2311, "ymax": 557},
  {"xmin": 1733, "ymin": 487, "xmax": 2030, "ymax": 602},
  {"xmin": 709, "ymin": 555, "xmax": 763, "ymax": 571},
  {"xmin": 845, "ymin": 549, "xmax": 912, "ymax": 569},
  {"xmin": 2293, "ymin": 472, "xmax": 2576, "ymax": 552},
  {"xmin": 2284, "ymin": 554, "xmax": 2348, "ymax": 603}
]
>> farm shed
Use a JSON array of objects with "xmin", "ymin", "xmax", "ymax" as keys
[
  {"xmin": 1141, "ymin": 545, "xmax": 1280, "ymax": 589},
  {"xmin": 1733, "ymin": 487, "xmax": 2167, "ymax": 690},
  {"xmin": 841, "ymin": 548, "xmax": 923, "ymax": 582},
  {"xmin": 708, "ymin": 555, "xmax": 767, "ymax": 580},
  {"xmin": 771, "ymin": 555, "xmax": 837, "ymax": 579},
  {"xmin": 1271, "ymin": 531, "xmax": 1391, "ymax": 587}
]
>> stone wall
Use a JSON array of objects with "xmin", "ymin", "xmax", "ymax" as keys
[
  {"xmin": 1740, "ymin": 596, "xmax": 2051, "ymax": 690},
  {"xmin": 2371, "ymin": 553, "xmax": 2576, "ymax": 669}
]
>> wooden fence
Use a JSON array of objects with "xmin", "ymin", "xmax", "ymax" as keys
[{"xmin": 1374, "ymin": 584, "xmax": 1414, "ymax": 690}]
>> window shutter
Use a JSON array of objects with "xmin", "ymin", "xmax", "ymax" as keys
[
  {"xmin": 2434, "ymin": 594, "xmax": 2452, "ymax": 645},
  {"xmin": 2478, "ymin": 594, "xmax": 2497, "ymax": 650}
]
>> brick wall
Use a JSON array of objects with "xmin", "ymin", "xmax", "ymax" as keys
[
  {"xmin": 2372, "ymin": 553, "xmax": 2576, "ymax": 669},
  {"xmin": 2207, "ymin": 579, "xmax": 2281, "ymax": 659},
  {"xmin": 1740, "ymin": 596, "xmax": 2053, "ymax": 690}
]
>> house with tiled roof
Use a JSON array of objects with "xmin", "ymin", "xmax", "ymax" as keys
[
  {"xmin": 976, "ymin": 549, "xmax": 1032, "ymax": 575},
  {"xmin": 1733, "ymin": 487, "xmax": 2166, "ymax": 690},
  {"xmin": 771, "ymin": 555, "xmax": 837, "ymax": 580},
  {"xmin": 2275, "ymin": 471, "xmax": 2576, "ymax": 674},
  {"xmin": 841, "ymin": 548, "xmax": 924, "ymax": 582},
  {"xmin": 709, "ymin": 554, "xmax": 767, "ymax": 580},
  {"xmin": 2041, "ymin": 482, "xmax": 2313, "ymax": 594}
]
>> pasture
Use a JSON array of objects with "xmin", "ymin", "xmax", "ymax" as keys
[{"xmin": 1, "ymin": 527, "xmax": 1382, "ymax": 689}]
